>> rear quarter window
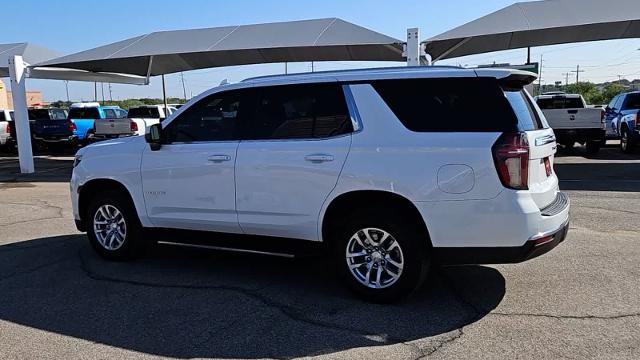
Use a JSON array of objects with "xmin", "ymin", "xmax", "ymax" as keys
[{"xmin": 371, "ymin": 78, "xmax": 524, "ymax": 132}]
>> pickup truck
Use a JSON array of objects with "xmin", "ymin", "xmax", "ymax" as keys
[
  {"xmin": 534, "ymin": 93, "xmax": 605, "ymax": 154},
  {"xmin": 605, "ymin": 91, "xmax": 640, "ymax": 153},
  {"xmin": 0, "ymin": 109, "xmax": 14, "ymax": 149},
  {"xmin": 7, "ymin": 108, "xmax": 78, "ymax": 151},
  {"xmin": 68, "ymin": 103, "xmax": 127, "ymax": 143},
  {"xmin": 94, "ymin": 105, "xmax": 176, "ymax": 139}
]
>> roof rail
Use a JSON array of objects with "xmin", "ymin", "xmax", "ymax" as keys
[{"xmin": 242, "ymin": 65, "xmax": 463, "ymax": 82}]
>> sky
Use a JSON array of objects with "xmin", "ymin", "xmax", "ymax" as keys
[{"xmin": 2, "ymin": 0, "xmax": 639, "ymax": 102}]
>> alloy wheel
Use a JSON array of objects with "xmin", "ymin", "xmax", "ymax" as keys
[{"xmin": 345, "ymin": 227, "xmax": 404, "ymax": 289}]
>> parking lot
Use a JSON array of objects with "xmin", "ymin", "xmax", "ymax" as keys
[{"xmin": 0, "ymin": 144, "xmax": 639, "ymax": 359}]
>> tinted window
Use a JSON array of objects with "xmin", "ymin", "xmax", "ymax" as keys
[
  {"xmin": 128, "ymin": 107, "xmax": 161, "ymax": 119},
  {"xmin": 505, "ymin": 90, "xmax": 544, "ymax": 130},
  {"xmin": 607, "ymin": 95, "xmax": 620, "ymax": 110},
  {"xmin": 0, "ymin": 112, "xmax": 4, "ymax": 121},
  {"xmin": 622, "ymin": 94, "xmax": 640, "ymax": 110},
  {"xmin": 165, "ymin": 90, "xmax": 244, "ymax": 142},
  {"xmin": 536, "ymin": 97, "xmax": 584, "ymax": 109},
  {"xmin": 246, "ymin": 83, "xmax": 352, "ymax": 140},
  {"xmin": 372, "ymin": 78, "xmax": 521, "ymax": 132},
  {"xmin": 28, "ymin": 109, "xmax": 51, "ymax": 120},
  {"xmin": 9, "ymin": 111, "xmax": 14, "ymax": 121},
  {"xmin": 68, "ymin": 107, "xmax": 100, "ymax": 119}
]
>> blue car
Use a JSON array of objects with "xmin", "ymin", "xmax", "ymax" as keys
[
  {"xmin": 605, "ymin": 92, "xmax": 640, "ymax": 153},
  {"xmin": 68, "ymin": 103, "xmax": 127, "ymax": 143}
]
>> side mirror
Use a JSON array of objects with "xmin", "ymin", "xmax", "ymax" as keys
[{"xmin": 145, "ymin": 123, "xmax": 163, "ymax": 151}]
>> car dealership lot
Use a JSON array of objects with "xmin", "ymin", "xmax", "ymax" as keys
[{"xmin": 0, "ymin": 145, "xmax": 639, "ymax": 359}]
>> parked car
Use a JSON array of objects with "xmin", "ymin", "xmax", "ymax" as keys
[
  {"xmin": 94, "ymin": 105, "xmax": 177, "ymax": 139},
  {"xmin": 0, "ymin": 109, "xmax": 14, "ymax": 149},
  {"xmin": 605, "ymin": 91, "xmax": 640, "ymax": 153},
  {"xmin": 68, "ymin": 103, "xmax": 127, "ymax": 143},
  {"xmin": 7, "ymin": 108, "xmax": 77, "ymax": 151},
  {"xmin": 70, "ymin": 67, "xmax": 569, "ymax": 302},
  {"xmin": 534, "ymin": 92, "xmax": 605, "ymax": 154}
]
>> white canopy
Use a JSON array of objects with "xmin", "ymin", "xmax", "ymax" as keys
[{"xmin": 424, "ymin": 0, "xmax": 640, "ymax": 61}]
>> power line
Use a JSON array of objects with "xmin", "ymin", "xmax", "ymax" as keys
[{"xmin": 571, "ymin": 65, "xmax": 585, "ymax": 83}]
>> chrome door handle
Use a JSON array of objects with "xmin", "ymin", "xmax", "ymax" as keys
[
  {"xmin": 305, "ymin": 154, "xmax": 334, "ymax": 163},
  {"xmin": 207, "ymin": 154, "xmax": 231, "ymax": 163}
]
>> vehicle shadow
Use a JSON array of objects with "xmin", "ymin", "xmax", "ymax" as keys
[
  {"xmin": 0, "ymin": 154, "xmax": 73, "ymax": 182},
  {"xmin": 0, "ymin": 235, "xmax": 506, "ymax": 358}
]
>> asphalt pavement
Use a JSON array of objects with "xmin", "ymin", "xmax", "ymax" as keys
[{"xmin": 0, "ymin": 143, "xmax": 639, "ymax": 359}]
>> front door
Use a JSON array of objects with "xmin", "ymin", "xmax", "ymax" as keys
[
  {"xmin": 141, "ymin": 89, "xmax": 248, "ymax": 233},
  {"xmin": 235, "ymin": 83, "xmax": 354, "ymax": 240}
]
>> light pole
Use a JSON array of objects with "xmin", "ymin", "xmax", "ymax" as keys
[{"xmin": 64, "ymin": 80, "xmax": 70, "ymax": 102}]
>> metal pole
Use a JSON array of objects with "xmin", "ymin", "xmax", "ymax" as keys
[
  {"xmin": 576, "ymin": 65, "xmax": 579, "ymax": 84},
  {"xmin": 8, "ymin": 55, "xmax": 34, "ymax": 173},
  {"xmin": 406, "ymin": 28, "xmax": 421, "ymax": 66},
  {"xmin": 109, "ymin": 83, "xmax": 113, "ymax": 101},
  {"xmin": 527, "ymin": 47, "xmax": 531, "ymax": 64},
  {"xmin": 285, "ymin": 62, "xmax": 288, "ymax": 74},
  {"xmin": 101, "ymin": 83, "xmax": 105, "ymax": 103},
  {"xmin": 538, "ymin": 54, "xmax": 543, "ymax": 95},
  {"xmin": 311, "ymin": 61, "xmax": 314, "ymax": 72},
  {"xmin": 64, "ymin": 80, "xmax": 70, "ymax": 102},
  {"xmin": 180, "ymin": 72, "xmax": 187, "ymax": 100},
  {"xmin": 94, "ymin": 82, "xmax": 97, "ymax": 102},
  {"xmin": 162, "ymin": 74, "xmax": 168, "ymax": 114}
]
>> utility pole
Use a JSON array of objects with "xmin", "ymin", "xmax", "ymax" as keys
[
  {"xmin": 562, "ymin": 73, "xmax": 570, "ymax": 86},
  {"xmin": 94, "ymin": 82, "xmax": 97, "ymax": 102},
  {"xmin": 101, "ymin": 83, "xmax": 105, "ymax": 103},
  {"xmin": 180, "ymin": 72, "xmax": 187, "ymax": 100},
  {"xmin": 538, "ymin": 55, "xmax": 543, "ymax": 95},
  {"xmin": 108, "ymin": 83, "xmax": 113, "ymax": 101},
  {"xmin": 618, "ymin": 75, "xmax": 623, "ymax": 85},
  {"xmin": 64, "ymin": 80, "xmax": 70, "ymax": 102},
  {"xmin": 571, "ymin": 65, "xmax": 584, "ymax": 84}
]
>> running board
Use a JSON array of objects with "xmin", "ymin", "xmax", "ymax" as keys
[{"xmin": 157, "ymin": 240, "xmax": 298, "ymax": 258}]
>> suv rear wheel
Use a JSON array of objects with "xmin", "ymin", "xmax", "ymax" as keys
[
  {"xmin": 86, "ymin": 190, "xmax": 146, "ymax": 260},
  {"xmin": 332, "ymin": 209, "xmax": 429, "ymax": 303}
]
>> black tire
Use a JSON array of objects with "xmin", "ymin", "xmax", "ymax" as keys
[
  {"xmin": 86, "ymin": 190, "xmax": 146, "ymax": 260},
  {"xmin": 621, "ymin": 129, "xmax": 634, "ymax": 153},
  {"xmin": 585, "ymin": 140, "xmax": 601, "ymax": 154},
  {"xmin": 84, "ymin": 131, "xmax": 95, "ymax": 146},
  {"xmin": 331, "ymin": 208, "xmax": 430, "ymax": 303}
]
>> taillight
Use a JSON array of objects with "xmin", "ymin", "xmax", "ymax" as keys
[
  {"xmin": 130, "ymin": 120, "xmax": 138, "ymax": 132},
  {"xmin": 601, "ymin": 110, "xmax": 606, "ymax": 129},
  {"xmin": 492, "ymin": 132, "xmax": 530, "ymax": 190},
  {"xmin": 67, "ymin": 121, "xmax": 76, "ymax": 132},
  {"xmin": 5, "ymin": 122, "xmax": 10, "ymax": 134}
]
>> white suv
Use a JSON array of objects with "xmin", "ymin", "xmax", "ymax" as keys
[{"xmin": 70, "ymin": 67, "xmax": 569, "ymax": 302}]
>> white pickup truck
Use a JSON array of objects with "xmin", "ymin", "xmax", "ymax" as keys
[
  {"xmin": 0, "ymin": 109, "xmax": 14, "ymax": 148},
  {"xmin": 534, "ymin": 93, "xmax": 605, "ymax": 154},
  {"xmin": 94, "ymin": 105, "xmax": 177, "ymax": 140}
]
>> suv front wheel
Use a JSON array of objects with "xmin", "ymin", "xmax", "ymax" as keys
[
  {"xmin": 86, "ymin": 190, "xmax": 146, "ymax": 260},
  {"xmin": 332, "ymin": 209, "xmax": 429, "ymax": 303}
]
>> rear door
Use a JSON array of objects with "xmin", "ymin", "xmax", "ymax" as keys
[
  {"xmin": 235, "ymin": 82, "xmax": 353, "ymax": 240},
  {"xmin": 506, "ymin": 90, "xmax": 558, "ymax": 209}
]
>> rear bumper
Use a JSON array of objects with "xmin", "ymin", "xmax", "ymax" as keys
[
  {"xmin": 434, "ymin": 218, "xmax": 569, "ymax": 265},
  {"xmin": 33, "ymin": 135, "xmax": 78, "ymax": 144}
]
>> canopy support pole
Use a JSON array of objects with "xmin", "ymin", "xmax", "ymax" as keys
[
  {"xmin": 8, "ymin": 55, "xmax": 34, "ymax": 174},
  {"xmin": 162, "ymin": 74, "xmax": 168, "ymax": 114},
  {"xmin": 145, "ymin": 55, "xmax": 154, "ymax": 85},
  {"xmin": 527, "ymin": 47, "xmax": 531, "ymax": 64},
  {"xmin": 405, "ymin": 28, "xmax": 421, "ymax": 66}
]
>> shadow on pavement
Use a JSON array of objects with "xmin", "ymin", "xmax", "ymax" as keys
[
  {"xmin": 556, "ymin": 162, "xmax": 640, "ymax": 192},
  {"xmin": 0, "ymin": 155, "xmax": 73, "ymax": 183},
  {"xmin": 0, "ymin": 235, "xmax": 506, "ymax": 358}
]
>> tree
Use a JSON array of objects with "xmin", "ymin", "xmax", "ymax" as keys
[
  {"xmin": 600, "ymin": 83, "xmax": 625, "ymax": 105},
  {"xmin": 565, "ymin": 82, "xmax": 601, "ymax": 104}
]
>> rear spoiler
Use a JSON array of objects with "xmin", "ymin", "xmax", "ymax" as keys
[{"xmin": 497, "ymin": 73, "xmax": 538, "ymax": 91}]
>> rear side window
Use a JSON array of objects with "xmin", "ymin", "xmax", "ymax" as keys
[
  {"xmin": 504, "ymin": 90, "xmax": 544, "ymax": 130},
  {"xmin": 68, "ymin": 107, "xmax": 100, "ymax": 119},
  {"xmin": 536, "ymin": 97, "xmax": 584, "ymax": 109},
  {"xmin": 28, "ymin": 109, "xmax": 50, "ymax": 120},
  {"xmin": 246, "ymin": 83, "xmax": 352, "ymax": 140},
  {"xmin": 622, "ymin": 94, "xmax": 640, "ymax": 110},
  {"xmin": 371, "ymin": 78, "xmax": 523, "ymax": 132},
  {"xmin": 103, "ymin": 109, "xmax": 117, "ymax": 118},
  {"xmin": 50, "ymin": 109, "xmax": 67, "ymax": 120}
]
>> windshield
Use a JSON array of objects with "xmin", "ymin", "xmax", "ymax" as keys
[
  {"xmin": 128, "ymin": 107, "xmax": 161, "ymax": 118},
  {"xmin": 50, "ymin": 109, "xmax": 68, "ymax": 120},
  {"xmin": 536, "ymin": 97, "xmax": 584, "ymax": 109},
  {"xmin": 68, "ymin": 107, "xmax": 100, "ymax": 119}
]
